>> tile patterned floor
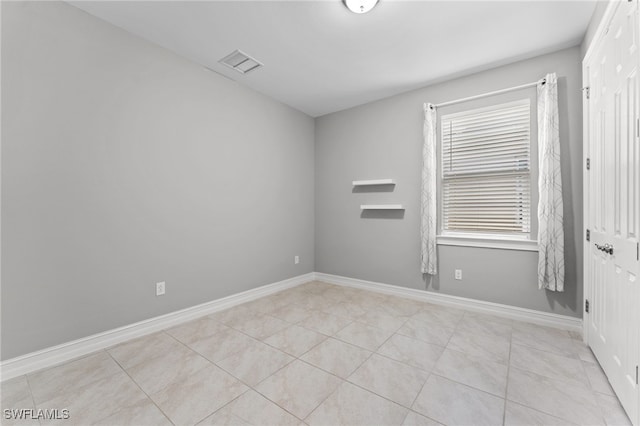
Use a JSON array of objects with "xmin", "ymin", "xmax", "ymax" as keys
[{"xmin": 1, "ymin": 281, "xmax": 633, "ymax": 426}]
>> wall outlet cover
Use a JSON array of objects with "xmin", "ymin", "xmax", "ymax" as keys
[{"xmin": 156, "ymin": 282, "xmax": 166, "ymax": 296}]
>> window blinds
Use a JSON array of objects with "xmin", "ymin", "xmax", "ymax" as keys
[{"xmin": 441, "ymin": 100, "xmax": 531, "ymax": 235}]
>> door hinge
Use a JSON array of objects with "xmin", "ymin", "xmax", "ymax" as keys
[
  {"xmin": 585, "ymin": 299, "xmax": 590, "ymax": 313},
  {"xmin": 636, "ymin": 118, "xmax": 639, "ymax": 138},
  {"xmin": 636, "ymin": 366, "xmax": 638, "ymax": 385},
  {"xmin": 583, "ymin": 86, "xmax": 590, "ymax": 99},
  {"xmin": 637, "ymin": 242, "xmax": 639, "ymax": 261},
  {"xmin": 586, "ymin": 229, "xmax": 591, "ymax": 241},
  {"xmin": 586, "ymin": 158, "xmax": 591, "ymax": 170}
]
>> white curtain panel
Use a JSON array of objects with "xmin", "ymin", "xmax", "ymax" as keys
[
  {"xmin": 537, "ymin": 73, "xmax": 565, "ymax": 291},
  {"xmin": 421, "ymin": 103, "xmax": 438, "ymax": 275}
]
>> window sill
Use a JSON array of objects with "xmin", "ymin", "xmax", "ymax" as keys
[{"xmin": 436, "ymin": 235, "xmax": 539, "ymax": 252}]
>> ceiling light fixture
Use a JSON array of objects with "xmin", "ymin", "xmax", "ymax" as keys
[{"xmin": 343, "ymin": 0, "xmax": 378, "ymax": 14}]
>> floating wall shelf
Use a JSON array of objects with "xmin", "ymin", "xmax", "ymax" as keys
[
  {"xmin": 352, "ymin": 179, "xmax": 396, "ymax": 186},
  {"xmin": 360, "ymin": 204, "xmax": 404, "ymax": 210}
]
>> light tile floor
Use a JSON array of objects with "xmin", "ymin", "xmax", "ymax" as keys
[{"xmin": 1, "ymin": 281, "xmax": 632, "ymax": 426}]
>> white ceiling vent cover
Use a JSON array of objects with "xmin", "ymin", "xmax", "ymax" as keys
[{"xmin": 219, "ymin": 50, "xmax": 263, "ymax": 74}]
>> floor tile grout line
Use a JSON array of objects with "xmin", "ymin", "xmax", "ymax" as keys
[
  {"xmin": 244, "ymin": 316, "xmax": 384, "ymax": 421},
  {"xmin": 107, "ymin": 330, "xmax": 189, "ymax": 371},
  {"xmin": 103, "ymin": 349, "xmax": 176, "ymax": 426},
  {"xmin": 192, "ymin": 388, "xmax": 255, "ymax": 426},
  {"xmin": 510, "ymin": 338, "xmax": 586, "ymax": 360},
  {"xmin": 192, "ymin": 389, "xmax": 250, "ymax": 426},
  {"xmin": 161, "ymin": 329, "xmax": 226, "ymax": 376},
  {"xmin": 300, "ymin": 305, "xmax": 450, "ymax": 373},
  {"xmin": 246, "ymin": 373, "xmax": 309, "ymax": 422},
  {"xmin": 212, "ymin": 345, "xmax": 296, "ymax": 390},
  {"xmin": 297, "ymin": 373, "xmax": 343, "ymax": 423},
  {"xmin": 206, "ymin": 316, "xmax": 335, "ymax": 376},
  {"xmin": 438, "ymin": 344, "xmax": 510, "ymax": 369},
  {"xmin": 510, "ymin": 339, "xmax": 584, "ymax": 360},
  {"xmin": 452, "ymin": 318, "xmax": 511, "ymax": 340},
  {"xmin": 198, "ymin": 316, "xmax": 294, "ymax": 364},
  {"xmin": 225, "ymin": 312, "xmax": 291, "ymax": 341},
  {"xmin": 429, "ymin": 340, "xmax": 511, "ymax": 396},
  {"xmin": 406, "ymin": 369, "xmax": 432, "ymax": 411},
  {"xmin": 408, "ymin": 315, "xmax": 508, "ymax": 423},
  {"xmin": 280, "ymin": 282, "xmax": 616, "ymax": 421},
  {"xmin": 299, "ymin": 319, "xmax": 355, "ymax": 339},
  {"xmin": 509, "ymin": 347, "xmax": 598, "ymax": 389},
  {"xmin": 119, "ymin": 328, "xmax": 257, "ymax": 424},
  {"xmin": 406, "ymin": 372, "xmax": 432, "ymax": 420},
  {"xmin": 295, "ymin": 339, "xmax": 373, "ymax": 377},
  {"xmin": 581, "ymin": 355, "xmax": 616, "ymax": 394},
  {"xmin": 186, "ymin": 292, "xmax": 363, "ymax": 400},
  {"xmin": 164, "ymin": 317, "xmax": 234, "ymax": 345},
  {"xmin": 578, "ymin": 357, "xmax": 612, "ymax": 425},
  {"xmin": 281, "ymin": 331, "xmax": 330, "ymax": 360},
  {"xmin": 507, "ymin": 361, "xmax": 610, "ymax": 398},
  {"xmin": 441, "ymin": 313, "xmax": 463, "ymax": 348},
  {"xmin": 320, "ymin": 334, "xmax": 440, "ymax": 415},
  {"xmin": 506, "ymin": 400, "xmax": 586, "ymax": 425},
  {"xmin": 26, "ymin": 350, "xmax": 130, "ymax": 410},
  {"xmin": 22, "ymin": 372, "xmax": 40, "ymax": 426},
  {"xmin": 332, "ymin": 325, "xmax": 420, "ymax": 410},
  {"xmin": 504, "ymin": 365, "xmax": 609, "ymax": 425},
  {"xmin": 246, "ymin": 347, "xmax": 342, "ymax": 421},
  {"xmin": 372, "ymin": 340, "xmax": 444, "ymax": 374},
  {"xmin": 502, "ymin": 329, "xmax": 513, "ymax": 426},
  {"xmin": 395, "ymin": 326, "xmax": 455, "ymax": 348},
  {"xmin": 20, "ymin": 349, "xmax": 119, "ymax": 399},
  {"xmin": 404, "ymin": 408, "xmax": 443, "ymax": 426},
  {"xmin": 427, "ymin": 370, "xmax": 509, "ymax": 402},
  {"xmin": 331, "ymin": 330, "xmax": 395, "ymax": 353},
  {"xmin": 260, "ymin": 329, "xmax": 329, "ymax": 359},
  {"xmin": 445, "ymin": 333, "xmax": 511, "ymax": 365},
  {"xmin": 328, "ymin": 376, "xmax": 415, "ymax": 415},
  {"xmin": 293, "ymin": 324, "xmax": 403, "ymax": 422}
]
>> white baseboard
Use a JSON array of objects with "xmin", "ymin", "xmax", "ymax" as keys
[
  {"xmin": 0, "ymin": 273, "xmax": 314, "ymax": 382},
  {"xmin": 315, "ymin": 272, "xmax": 582, "ymax": 332},
  {"xmin": 1, "ymin": 270, "xmax": 582, "ymax": 382}
]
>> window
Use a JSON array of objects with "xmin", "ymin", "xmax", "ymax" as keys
[{"xmin": 440, "ymin": 100, "xmax": 532, "ymax": 240}]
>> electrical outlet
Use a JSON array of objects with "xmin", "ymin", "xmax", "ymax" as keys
[
  {"xmin": 294, "ymin": 255, "xmax": 300, "ymax": 265},
  {"xmin": 156, "ymin": 282, "xmax": 166, "ymax": 296},
  {"xmin": 454, "ymin": 269, "xmax": 462, "ymax": 280}
]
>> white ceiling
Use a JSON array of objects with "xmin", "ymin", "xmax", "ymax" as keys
[{"xmin": 69, "ymin": 1, "xmax": 597, "ymax": 117}]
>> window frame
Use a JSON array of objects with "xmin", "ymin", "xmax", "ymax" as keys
[{"xmin": 435, "ymin": 93, "xmax": 539, "ymax": 252}]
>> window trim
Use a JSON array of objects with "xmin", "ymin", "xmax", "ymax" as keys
[
  {"xmin": 437, "ymin": 233, "xmax": 539, "ymax": 252},
  {"xmin": 437, "ymin": 96, "xmax": 539, "ymax": 251}
]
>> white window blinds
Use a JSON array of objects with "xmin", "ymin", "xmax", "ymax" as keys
[{"xmin": 441, "ymin": 100, "xmax": 531, "ymax": 236}]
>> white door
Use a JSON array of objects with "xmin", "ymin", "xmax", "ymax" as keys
[{"xmin": 585, "ymin": 1, "xmax": 640, "ymax": 425}]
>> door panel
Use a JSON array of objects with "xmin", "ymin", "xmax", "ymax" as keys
[{"xmin": 590, "ymin": 232, "xmax": 611, "ymax": 362}]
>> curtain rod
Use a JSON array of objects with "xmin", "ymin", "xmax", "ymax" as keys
[{"xmin": 432, "ymin": 78, "xmax": 545, "ymax": 109}]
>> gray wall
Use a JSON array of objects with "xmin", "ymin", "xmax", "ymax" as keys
[
  {"xmin": 1, "ymin": 1, "xmax": 588, "ymax": 361},
  {"xmin": 1, "ymin": 1, "xmax": 315, "ymax": 360},
  {"xmin": 315, "ymin": 47, "xmax": 583, "ymax": 318}
]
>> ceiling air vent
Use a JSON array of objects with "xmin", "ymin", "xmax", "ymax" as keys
[{"xmin": 219, "ymin": 50, "xmax": 262, "ymax": 75}]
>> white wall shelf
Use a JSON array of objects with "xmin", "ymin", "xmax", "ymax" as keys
[
  {"xmin": 352, "ymin": 179, "xmax": 396, "ymax": 186},
  {"xmin": 360, "ymin": 204, "xmax": 404, "ymax": 210}
]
